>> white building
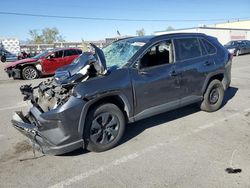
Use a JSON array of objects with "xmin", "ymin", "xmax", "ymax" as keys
[
  {"xmin": 155, "ymin": 27, "xmax": 250, "ymax": 45},
  {"xmin": 0, "ymin": 38, "xmax": 20, "ymax": 55},
  {"xmin": 155, "ymin": 20, "xmax": 250, "ymax": 45}
]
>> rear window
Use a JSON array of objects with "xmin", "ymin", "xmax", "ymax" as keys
[
  {"xmin": 64, "ymin": 49, "xmax": 79, "ymax": 57},
  {"xmin": 201, "ymin": 39, "xmax": 216, "ymax": 54},
  {"xmin": 76, "ymin": 50, "xmax": 82, "ymax": 54},
  {"xmin": 55, "ymin": 50, "xmax": 63, "ymax": 58},
  {"xmin": 174, "ymin": 38, "xmax": 201, "ymax": 61}
]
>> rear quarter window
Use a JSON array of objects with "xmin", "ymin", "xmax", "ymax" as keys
[
  {"xmin": 174, "ymin": 38, "xmax": 202, "ymax": 61},
  {"xmin": 77, "ymin": 50, "xmax": 82, "ymax": 54},
  {"xmin": 201, "ymin": 39, "xmax": 216, "ymax": 54}
]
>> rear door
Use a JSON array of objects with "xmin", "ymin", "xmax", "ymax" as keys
[
  {"xmin": 42, "ymin": 50, "xmax": 64, "ymax": 74},
  {"xmin": 173, "ymin": 37, "xmax": 215, "ymax": 103},
  {"xmin": 63, "ymin": 49, "xmax": 81, "ymax": 66}
]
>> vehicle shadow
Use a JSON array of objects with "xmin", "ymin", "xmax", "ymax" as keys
[
  {"xmin": 221, "ymin": 86, "xmax": 238, "ymax": 107},
  {"xmin": 62, "ymin": 86, "xmax": 238, "ymax": 156},
  {"xmin": 121, "ymin": 86, "xmax": 238, "ymax": 145},
  {"xmin": 121, "ymin": 104, "xmax": 200, "ymax": 145}
]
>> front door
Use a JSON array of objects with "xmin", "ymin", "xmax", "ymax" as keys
[
  {"xmin": 42, "ymin": 50, "xmax": 64, "ymax": 74},
  {"xmin": 130, "ymin": 40, "xmax": 182, "ymax": 118}
]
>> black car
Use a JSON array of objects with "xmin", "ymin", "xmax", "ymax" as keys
[
  {"xmin": 224, "ymin": 40, "xmax": 250, "ymax": 56},
  {"xmin": 12, "ymin": 33, "xmax": 232, "ymax": 155}
]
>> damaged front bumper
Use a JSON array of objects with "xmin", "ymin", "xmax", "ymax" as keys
[
  {"xmin": 11, "ymin": 96, "xmax": 86, "ymax": 155},
  {"xmin": 5, "ymin": 67, "xmax": 21, "ymax": 79}
]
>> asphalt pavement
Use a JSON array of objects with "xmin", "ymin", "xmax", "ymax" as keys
[{"xmin": 0, "ymin": 55, "xmax": 250, "ymax": 188}]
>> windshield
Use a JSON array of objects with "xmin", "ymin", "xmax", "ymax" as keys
[
  {"xmin": 102, "ymin": 40, "xmax": 145, "ymax": 68},
  {"xmin": 33, "ymin": 50, "xmax": 50, "ymax": 59}
]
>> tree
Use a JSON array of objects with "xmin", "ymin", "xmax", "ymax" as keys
[
  {"xmin": 28, "ymin": 27, "xmax": 65, "ymax": 44},
  {"xmin": 81, "ymin": 39, "xmax": 89, "ymax": 52},
  {"xmin": 166, "ymin": 26, "xmax": 175, "ymax": 31},
  {"xmin": 136, "ymin": 28, "xmax": 145, "ymax": 36},
  {"xmin": 28, "ymin": 29, "xmax": 44, "ymax": 44}
]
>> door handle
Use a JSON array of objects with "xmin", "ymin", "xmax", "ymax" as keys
[
  {"xmin": 139, "ymin": 71, "xmax": 148, "ymax": 75},
  {"xmin": 204, "ymin": 61, "xmax": 213, "ymax": 66},
  {"xmin": 170, "ymin": 70, "xmax": 178, "ymax": 76}
]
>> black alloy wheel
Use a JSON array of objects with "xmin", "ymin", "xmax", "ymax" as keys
[
  {"xmin": 90, "ymin": 112, "xmax": 119, "ymax": 145},
  {"xmin": 85, "ymin": 103, "xmax": 125, "ymax": 152}
]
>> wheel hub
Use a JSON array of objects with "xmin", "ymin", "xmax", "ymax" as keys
[
  {"xmin": 90, "ymin": 112, "xmax": 119, "ymax": 145},
  {"xmin": 209, "ymin": 87, "xmax": 219, "ymax": 104},
  {"xmin": 24, "ymin": 68, "xmax": 37, "ymax": 79}
]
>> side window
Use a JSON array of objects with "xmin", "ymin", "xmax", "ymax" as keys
[
  {"xmin": 174, "ymin": 38, "xmax": 201, "ymax": 61},
  {"xmin": 76, "ymin": 49, "xmax": 82, "ymax": 54},
  {"xmin": 201, "ymin": 39, "xmax": 216, "ymax": 55},
  {"xmin": 48, "ymin": 50, "xmax": 63, "ymax": 59},
  {"xmin": 55, "ymin": 50, "xmax": 63, "ymax": 58},
  {"xmin": 64, "ymin": 50, "xmax": 78, "ymax": 57},
  {"xmin": 199, "ymin": 39, "xmax": 207, "ymax": 56},
  {"xmin": 140, "ymin": 40, "xmax": 173, "ymax": 69}
]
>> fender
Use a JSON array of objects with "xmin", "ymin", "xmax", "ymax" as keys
[
  {"xmin": 16, "ymin": 61, "xmax": 42, "ymax": 72},
  {"xmin": 77, "ymin": 91, "xmax": 133, "ymax": 137},
  {"xmin": 201, "ymin": 69, "xmax": 225, "ymax": 94}
]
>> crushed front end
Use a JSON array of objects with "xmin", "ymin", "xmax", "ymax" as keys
[
  {"xmin": 12, "ymin": 85, "xmax": 87, "ymax": 155},
  {"xmin": 11, "ymin": 48, "xmax": 107, "ymax": 155}
]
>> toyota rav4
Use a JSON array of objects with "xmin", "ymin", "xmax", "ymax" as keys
[{"xmin": 11, "ymin": 33, "xmax": 232, "ymax": 155}]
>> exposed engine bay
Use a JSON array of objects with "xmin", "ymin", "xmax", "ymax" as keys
[{"xmin": 20, "ymin": 47, "xmax": 107, "ymax": 112}]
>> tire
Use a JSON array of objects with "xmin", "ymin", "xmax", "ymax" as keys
[
  {"xmin": 236, "ymin": 50, "xmax": 240, "ymax": 56},
  {"xmin": 200, "ymin": 79, "xmax": 224, "ymax": 112},
  {"xmin": 84, "ymin": 103, "xmax": 125, "ymax": 152},
  {"xmin": 1, "ymin": 55, "xmax": 6, "ymax": 62},
  {"xmin": 22, "ymin": 66, "xmax": 38, "ymax": 80}
]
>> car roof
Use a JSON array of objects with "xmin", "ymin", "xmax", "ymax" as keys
[
  {"xmin": 120, "ymin": 33, "xmax": 208, "ymax": 43},
  {"xmin": 229, "ymin": 40, "xmax": 250, "ymax": 42},
  {"xmin": 53, "ymin": 47, "xmax": 82, "ymax": 52}
]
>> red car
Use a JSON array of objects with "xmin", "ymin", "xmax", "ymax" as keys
[{"xmin": 4, "ymin": 48, "xmax": 82, "ymax": 80}]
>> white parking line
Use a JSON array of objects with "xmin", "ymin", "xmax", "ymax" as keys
[{"xmin": 48, "ymin": 109, "xmax": 250, "ymax": 188}]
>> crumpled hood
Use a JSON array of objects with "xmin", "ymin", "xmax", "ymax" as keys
[
  {"xmin": 4, "ymin": 58, "xmax": 37, "ymax": 69},
  {"xmin": 54, "ymin": 44, "xmax": 108, "ymax": 85}
]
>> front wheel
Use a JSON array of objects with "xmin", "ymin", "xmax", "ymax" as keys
[
  {"xmin": 200, "ymin": 79, "xmax": 224, "ymax": 112},
  {"xmin": 84, "ymin": 103, "xmax": 125, "ymax": 152},
  {"xmin": 22, "ymin": 66, "xmax": 38, "ymax": 80}
]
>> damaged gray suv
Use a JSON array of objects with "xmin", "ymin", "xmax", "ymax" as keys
[{"xmin": 12, "ymin": 33, "xmax": 232, "ymax": 155}]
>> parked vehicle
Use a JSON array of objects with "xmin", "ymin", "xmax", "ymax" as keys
[
  {"xmin": 224, "ymin": 40, "xmax": 250, "ymax": 56},
  {"xmin": 0, "ymin": 48, "xmax": 17, "ymax": 62},
  {"xmin": 17, "ymin": 51, "xmax": 30, "ymax": 60},
  {"xmin": 4, "ymin": 48, "xmax": 82, "ymax": 80},
  {"xmin": 11, "ymin": 33, "xmax": 232, "ymax": 155}
]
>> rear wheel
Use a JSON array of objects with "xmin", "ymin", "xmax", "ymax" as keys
[
  {"xmin": 1, "ymin": 55, "xmax": 6, "ymax": 62},
  {"xmin": 22, "ymin": 66, "xmax": 38, "ymax": 80},
  {"xmin": 236, "ymin": 49, "xmax": 240, "ymax": 56},
  {"xmin": 200, "ymin": 79, "xmax": 224, "ymax": 112},
  {"xmin": 84, "ymin": 103, "xmax": 125, "ymax": 152}
]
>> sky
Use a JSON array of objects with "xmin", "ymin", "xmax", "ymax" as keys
[{"xmin": 0, "ymin": 0, "xmax": 249, "ymax": 42}]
